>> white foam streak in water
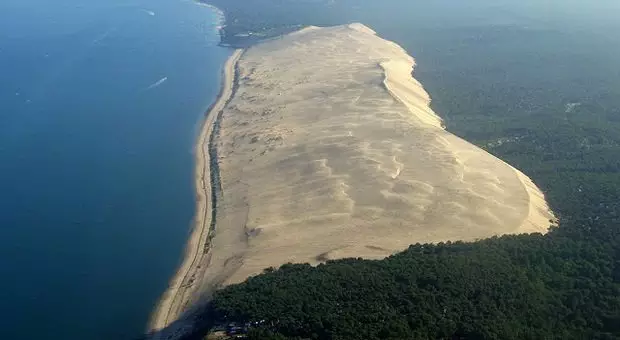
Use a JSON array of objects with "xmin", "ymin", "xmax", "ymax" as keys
[{"xmin": 145, "ymin": 77, "xmax": 168, "ymax": 90}]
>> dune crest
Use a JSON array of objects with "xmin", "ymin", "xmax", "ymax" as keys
[{"xmin": 199, "ymin": 23, "xmax": 556, "ymax": 300}]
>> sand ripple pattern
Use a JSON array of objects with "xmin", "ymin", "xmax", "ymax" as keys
[{"xmin": 209, "ymin": 23, "xmax": 555, "ymax": 286}]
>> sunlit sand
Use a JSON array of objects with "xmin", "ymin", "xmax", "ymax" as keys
[{"xmin": 206, "ymin": 23, "xmax": 555, "ymax": 287}]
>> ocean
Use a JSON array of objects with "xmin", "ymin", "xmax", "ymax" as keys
[{"xmin": 0, "ymin": 0, "xmax": 230, "ymax": 339}]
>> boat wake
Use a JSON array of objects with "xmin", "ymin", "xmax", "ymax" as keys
[{"xmin": 145, "ymin": 77, "xmax": 168, "ymax": 90}]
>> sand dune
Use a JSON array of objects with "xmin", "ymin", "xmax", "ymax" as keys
[
  {"xmin": 205, "ymin": 23, "xmax": 555, "ymax": 287},
  {"xmin": 151, "ymin": 23, "xmax": 556, "ymax": 334}
]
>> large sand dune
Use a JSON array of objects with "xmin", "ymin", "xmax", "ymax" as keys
[
  {"xmin": 150, "ymin": 23, "xmax": 556, "ymax": 335},
  {"xmin": 202, "ymin": 23, "xmax": 556, "ymax": 288}
]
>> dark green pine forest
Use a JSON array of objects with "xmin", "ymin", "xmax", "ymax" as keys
[{"xmin": 188, "ymin": 1, "xmax": 620, "ymax": 338}]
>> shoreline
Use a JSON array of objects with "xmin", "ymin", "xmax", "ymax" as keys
[
  {"xmin": 148, "ymin": 48, "xmax": 243, "ymax": 333},
  {"xmin": 197, "ymin": 1, "xmax": 228, "ymax": 47}
]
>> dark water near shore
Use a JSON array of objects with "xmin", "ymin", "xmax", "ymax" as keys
[{"xmin": 0, "ymin": 1, "xmax": 230, "ymax": 339}]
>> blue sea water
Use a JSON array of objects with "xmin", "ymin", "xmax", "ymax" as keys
[{"xmin": 0, "ymin": 0, "xmax": 230, "ymax": 339}]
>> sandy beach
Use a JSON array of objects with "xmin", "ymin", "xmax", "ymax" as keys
[{"xmin": 148, "ymin": 49, "xmax": 242, "ymax": 335}]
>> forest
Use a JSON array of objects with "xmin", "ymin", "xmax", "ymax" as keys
[
  {"xmin": 186, "ymin": 0, "xmax": 620, "ymax": 338},
  {"xmin": 204, "ymin": 234, "xmax": 620, "ymax": 339}
]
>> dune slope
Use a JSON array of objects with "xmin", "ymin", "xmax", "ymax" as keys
[{"xmin": 201, "ymin": 23, "xmax": 556, "ymax": 291}]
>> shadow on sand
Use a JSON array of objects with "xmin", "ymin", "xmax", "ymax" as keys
[{"xmin": 133, "ymin": 303, "xmax": 216, "ymax": 340}]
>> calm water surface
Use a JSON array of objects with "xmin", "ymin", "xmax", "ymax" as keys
[{"xmin": 0, "ymin": 0, "xmax": 230, "ymax": 339}]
